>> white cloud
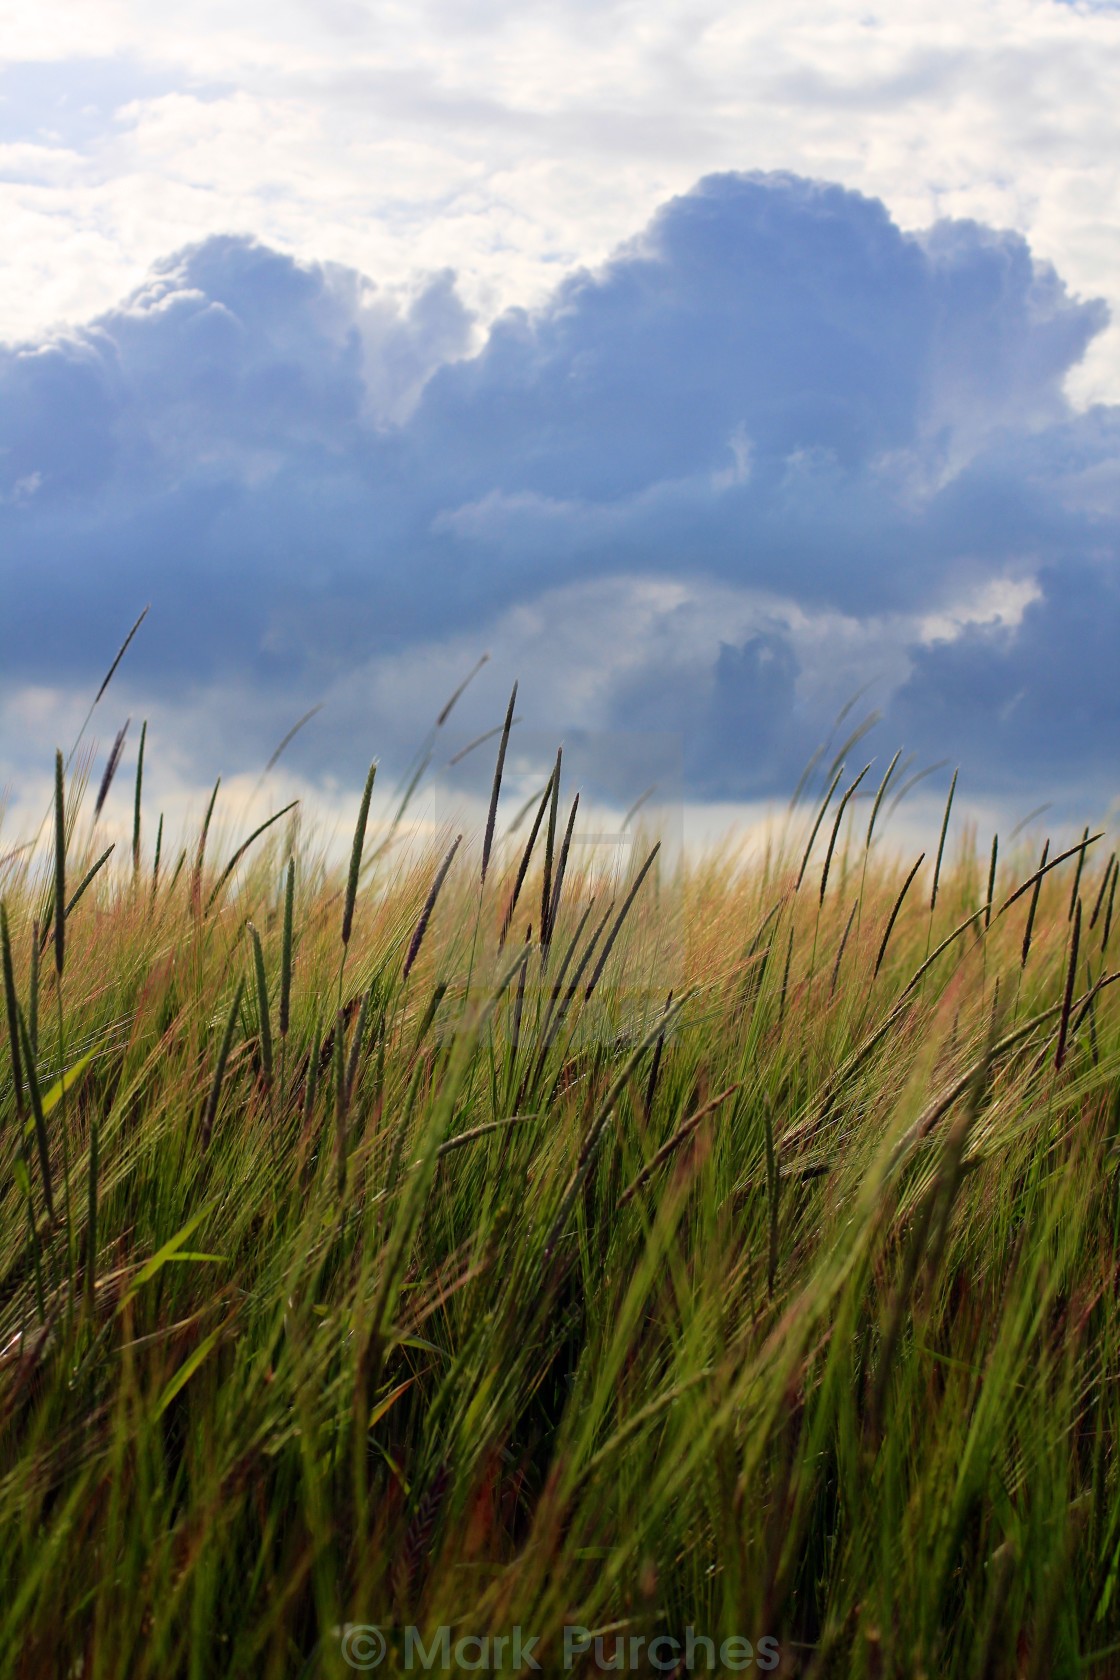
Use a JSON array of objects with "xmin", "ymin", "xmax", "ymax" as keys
[{"xmin": 1, "ymin": 0, "xmax": 1119, "ymax": 407}]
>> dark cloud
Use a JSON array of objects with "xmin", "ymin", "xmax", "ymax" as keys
[{"xmin": 0, "ymin": 173, "xmax": 1116, "ymax": 806}]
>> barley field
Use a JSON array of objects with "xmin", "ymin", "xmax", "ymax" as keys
[{"xmin": 2, "ymin": 681, "xmax": 1119, "ymax": 1678}]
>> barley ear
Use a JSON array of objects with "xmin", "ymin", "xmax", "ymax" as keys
[
  {"xmin": 132, "ymin": 721, "xmax": 147, "ymax": 875},
  {"xmin": 201, "ymin": 979, "xmax": 244, "ymax": 1151},
  {"xmin": 342, "ymin": 761, "xmax": 377, "ymax": 946},
  {"xmin": 1021, "ymin": 839, "xmax": 1049, "ymax": 970},
  {"xmin": 1055, "ymin": 898, "xmax": 1081, "ymax": 1071},
  {"xmin": 874, "ymin": 853, "xmax": 926, "ymax": 979},
  {"xmin": 866, "ymin": 747, "xmax": 902, "ymax": 850},
  {"xmin": 1069, "ymin": 826, "xmax": 1090, "ymax": 921},
  {"xmin": 404, "ymin": 834, "xmax": 462, "ymax": 980},
  {"xmin": 279, "ymin": 859, "xmax": 295, "ymax": 1039},
  {"xmin": 53, "ymin": 751, "xmax": 66, "ymax": 979},
  {"xmin": 249, "ymin": 924, "xmax": 273, "ymax": 1087},
  {"xmin": 984, "ymin": 833, "xmax": 998, "ymax": 931},
  {"xmin": 481, "ymin": 683, "xmax": 517, "ymax": 886},
  {"xmin": 930, "ymin": 768, "xmax": 958, "ymax": 913},
  {"xmin": 0, "ymin": 903, "xmax": 25, "ymax": 1120}
]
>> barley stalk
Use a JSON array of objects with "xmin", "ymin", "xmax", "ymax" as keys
[
  {"xmin": 481, "ymin": 682, "xmax": 517, "ymax": 886},
  {"xmin": 930, "ymin": 768, "xmax": 958, "ymax": 913},
  {"xmin": 874, "ymin": 853, "xmax": 926, "ymax": 979},
  {"xmin": 342, "ymin": 762, "xmax": 377, "ymax": 947},
  {"xmin": 404, "ymin": 834, "xmax": 462, "ymax": 980}
]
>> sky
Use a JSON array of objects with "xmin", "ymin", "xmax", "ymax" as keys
[{"xmin": 2, "ymin": 0, "xmax": 1119, "ymax": 848}]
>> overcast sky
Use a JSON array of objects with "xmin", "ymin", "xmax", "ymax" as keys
[{"xmin": 2, "ymin": 0, "xmax": 1119, "ymax": 840}]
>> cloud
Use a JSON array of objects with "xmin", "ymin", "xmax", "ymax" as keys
[
  {"xmin": 4, "ymin": 1, "xmax": 1120, "ymax": 417},
  {"xmin": 0, "ymin": 170, "xmax": 1117, "ymax": 819}
]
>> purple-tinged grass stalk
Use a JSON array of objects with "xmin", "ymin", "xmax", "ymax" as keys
[
  {"xmin": 438, "ymin": 653, "xmax": 490, "ymax": 728},
  {"xmin": 518, "ymin": 899, "xmax": 599, "ymax": 1102},
  {"xmin": 200, "ymin": 978, "xmax": 244, "ymax": 1151},
  {"xmin": 1069, "ymin": 826, "xmax": 1090, "ymax": 922},
  {"xmin": 1021, "ymin": 839, "xmax": 1049, "ymax": 970},
  {"xmin": 94, "ymin": 719, "xmax": 130, "ymax": 822},
  {"xmin": 824, "ymin": 702, "xmax": 880, "ymax": 787},
  {"xmin": 404, "ymin": 834, "xmax": 463, "ymax": 980},
  {"xmin": 53, "ymin": 752, "xmax": 66, "ymax": 981},
  {"xmin": 1102, "ymin": 866, "xmax": 1117, "ymax": 953},
  {"xmin": 278, "ymin": 857, "xmax": 295, "ymax": 1115},
  {"xmin": 866, "ymin": 749, "xmax": 903, "ymax": 851},
  {"xmin": 778, "ymin": 921, "xmax": 795, "ymax": 1029},
  {"xmin": 543, "ymin": 793, "xmax": 580, "ymax": 958},
  {"xmin": 584, "ymin": 842, "xmax": 661, "ymax": 1003},
  {"xmin": 17, "ymin": 1005, "xmax": 53, "ymax": 1222},
  {"xmin": 192, "ymin": 776, "xmax": 220, "ymax": 910},
  {"xmin": 447, "ymin": 719, "xmax": 518, "ymax": 769},
  {"xmin": 621, "ymin": 786, "xmax": 656, "ymax": 830},
  {"xmin": 263, "ymin": 704, "xmax": 324, "ymax": 776},
  {"xmin": 796, "ymin": 764, "xmax": 845, "ymax": 891},
  {"xmin": 301, "ymin": 1013, "xmax": 323, "ymax": 1131},
  {"xmin": 344, "ymin": 987, "xmax": 374, "ymax": 1111},
  {"xmin": 543, "ymin": 897, "xmax": 615, "ymax": 1051},
  {"xmin": 0, "ymin": 903, "xmax": 25, "ymax": 1121},
  {"xmin": 28, "ymin": 921, "xmax": 39, "ymax": 1056},
  {"xmin": 342, "ymin": 762, "xmax": 377, "ymax": 948},
  {"xmin": 619, "ymin": 1081, "xmax": 743, "ymax": 1211},
  {"xmin": 819, "ymin": 764, "xmax": 871, "ymax": 906},
  {"xmin": 499, "ymin": 770, "xmax": 556, "ymax": 948},
  {"xmin": 1055, "ymin": 897, "xmax": 1082, "ymax": 1072},
  {"xmin": 540, "ymin": 747, "xmax": 562, "ymax": 945},
  {"xmin": 132, "ymin": 722, "xmax": 146, "ymax": 876},
  {"xmin": 39, "ymin": 846, "xmax": 115, "ymax": 956},
  {"xmin": 167, "ymin": 848, "xmax": 187, "ymax": 899},
  {"xmin": 481, "ymin": 683, "xmax": 517, "ymax": 887},
  {"xmin": 930, "ymin": 768, "xmax": 958, "ymax": 915},
  {"xmin": 207, "ymin": 800, "xmax": 300, "ymax": 913},
  {"xmin": 1089, "ymin": 854, "xmax": 1116, "ymax": 930},
  {"xmin": 829, "ymin": 898, "xmax": 859, "ymax": 1001},
  {"xmin": 151, "ymin": 814, "xmax": 163, "ymax": 905},
  {"xmin": 984, "ymin": 833, "xmax": 999, "ymax": 931},
  {"xmin": 874, "ymin": 853, "xmax": 926, "ymax": 980},
  {"xmin": 542, "ymin": 993, "xmax": 689, "ymax": 1258},
  {"xmin": 279, "ymin": 859, "xmax": 295, "ymax": 1040},
  {"xmin": 248, "ymin": 923, "xmax": 273, "ymax": 1089},
  {"xmin": 333, "ymin": 1012, "xmax": 348, "ymax": 1199},
  {"xmin": 64, "ymin": 604, "xmax": 149, "ymax": 779},
  {"xmin": 997, "ymin": 833, "xmax": 1102, "ymax": 915},
  {"xmin": 52, "ymin": 754, "xmax": 72, "ymax": 1277},
  {"xmin": 886, "ymin": 760, "xmax": 950, "ymax": 822}
]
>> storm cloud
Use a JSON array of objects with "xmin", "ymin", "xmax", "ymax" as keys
[{"xmin": 1, "ymin": 171, "xmax": 1117, "ymax": 808}]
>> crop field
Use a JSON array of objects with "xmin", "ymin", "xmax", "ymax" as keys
[{"xmin": 2, "ymin": 684, "xmax": 1119, "ymax": 1678}]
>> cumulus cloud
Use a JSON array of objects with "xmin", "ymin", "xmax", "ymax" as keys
[
  {"xmin": 0, "ymin": 170, "xmax": 1117, "ymax": 817},
  {"xmin": 4, "ymin": 0, "xmax": 1120, "ymax": 417}
]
